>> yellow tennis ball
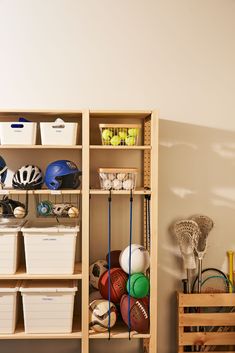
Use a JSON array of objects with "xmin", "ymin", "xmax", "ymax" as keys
[
  {"xmin": 68, "ymin": 206, "xmax": 79, "ymax": 218},
  {"xmin": 13, "ymin": 206, "xmax": 26, "ymax": 219}
]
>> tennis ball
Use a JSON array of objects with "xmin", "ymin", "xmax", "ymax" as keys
[
  {"xmin": 102, "ymin": 129, "xmax": 113, "ymax": 141},
  {"xmin": 110, "ymin": 135, "xmax": 121, "ymax": 146},
  {"xmin": 128, "ymin": 128, "xmax": 139, "ymax": 137},
  {"xmin": 119, "ymin": 131, "xmax": 127, "ymax": 140},
  {"xmin": 126, "ymin": 273, "xmax": 150, "ymax": 298},
  {"xmin": 13, "ymin": 206, "xmax": 26, "ymax": 219},
  {"xmin": 125, "ymin": 136, "xmax": 136, "ymax": 146}
]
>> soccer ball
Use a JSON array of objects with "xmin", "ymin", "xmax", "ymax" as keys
[{"xmin": 89, "ymin": 260, "xmax": 108, "ymax": 289}]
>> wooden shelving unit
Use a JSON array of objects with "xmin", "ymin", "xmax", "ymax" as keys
[{"xmin": 0, "ymin": 109, "xmax": 158, "ymax": 353}]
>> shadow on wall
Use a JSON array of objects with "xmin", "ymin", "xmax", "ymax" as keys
[{"xmin": 158, "ymin": 119, "xmax": 235, "ymax": 353}]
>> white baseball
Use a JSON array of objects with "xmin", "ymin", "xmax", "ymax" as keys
[
  {"xmin": 123, "ymin": 179, "xmax": 134, "ymax": 190},
  {"xmin": 68, "ymin": 206, "xmax": 79, "ymax": 218},
  {"xmin": 13, "ymin": 206, "xmax": 26, "ymax": 219},
  {"xmin": 103, "ymin": 179, "xmax": 112, "ymax": 190},
  {"xmin": 112, "ymin": 178, "xmax": 123, "ymax": 190}
]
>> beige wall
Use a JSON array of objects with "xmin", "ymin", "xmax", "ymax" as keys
[{"xmin": 0, "ymin": 1, "xmax": 235, "ymax": 353}]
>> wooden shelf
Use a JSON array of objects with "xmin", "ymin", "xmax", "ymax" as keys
[
  {"xmin": 90, "ymin": 145, "xmax": 151, "ymax": 150},
  {"xmin": 89, "ymin": 322, "xmax": 150, "ymax": 339},
  {"xmin": 0, "ymin": 263, "xmax": 82, "ymax": 280},
  {"xmin": 0, "ymin": 320, "xmax": 82, "ymax": 340},
  {"xmin": 89, "ymin": 110, "xmax": 152, "ymax": 118},
  {"xmin": 90, "ymin": 188, "xmax": 151, "ymax": 195},
  {"xmin": 0, "ymin": 189, "xmax": 81, "ymax": 195},
  {"xmin": 0, "ymin": 145, "xmax": 82, "ymax": 149}
]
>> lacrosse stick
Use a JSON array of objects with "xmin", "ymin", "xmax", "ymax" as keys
[
  {"xmin": 174, "ymin": 220, "xmax": 200, "ymax": 293},
  {"xmin": 190, "ymin": 215, "xmax": 214, "ymax": 293}
]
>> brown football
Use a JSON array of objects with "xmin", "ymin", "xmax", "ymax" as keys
[
  {"xmin": 120, "ymin": 294, "xmax": 149, "ymax": 333},
  {"xmin": 98, "ymin": 267, "xmax": 128, "ymax": 304},
  {"xmin": 106, "ymin": 250, "xmax": 121, "ymax": 268}
]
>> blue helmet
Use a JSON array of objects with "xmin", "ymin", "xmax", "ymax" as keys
[
  {"xmin": 0, "ymin": 156, "xmax": 7, "ymax": 186},
  {"xmin": 45, "ymin": 160, "xmax": 82, "ymax": 190}
]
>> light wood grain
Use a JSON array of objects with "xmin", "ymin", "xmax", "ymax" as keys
[
  {"xmin": 179, "ymin": 312, "xmax": 235, "ymax": 326},
  {"xmin": 179, "ymin": 331, "xmax": 235, "ymax": 346},
  {"xmin": 0, "ymin": 263, "xmax": 82, "ymax": 280},
  {"xmin": 0, "ymin": 145, "xmax": 82, "ymax": 149},
  {"xmin": 89, "ymin": 188, "xmax": 151, "ymax": 195},
  {"xmin": 178, "ymin": 292, "xmax": 235, "ymax": 307},
  {"xmin": 89, "ymin": 322, "xmax": 150, "ymax": 339},
  {"xmin": 90, "ymin": 145, "xmax": 151, "ymax": 150}
]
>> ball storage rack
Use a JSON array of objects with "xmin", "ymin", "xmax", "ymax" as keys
[{"xmin": 0, "ymin": 109, "xmax": 158, "ymax": 353}]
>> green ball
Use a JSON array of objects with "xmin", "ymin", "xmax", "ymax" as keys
[
  {"xmin": 126, "ymin": 273, "xmax": 150, "ymax": 298},
  {"xmin": 125, "ymin": 136, "xmax": 136, "ymax": 146},
  {"xmin": 128, "ymin": 128, "xmax": 139, "ymax": 137},
  {"xmin": 102, "ymin": 129, "xmax": 113, "ymax": 141},
  {"xmin": 118, "ymin": 131, "xmax": 127, "ymax": 140},
  {"xmin": 111, "ymin": 135, "xmax": 121, "ymax": 146}
]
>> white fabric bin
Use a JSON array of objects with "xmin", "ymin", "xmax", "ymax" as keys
[
  {"xmin": 40, "ymin": 119, "xmax": 78, "ymax": 145},
  {"xmin": 0, "ymin": 122, "xmax": 37, "ymax": 145},
  {"xmin": 0, "ymin": 220, "xmax": 24, "ymax": 274},
  {"xmin": 22, "ymin": 221, "xmax": 79, "ymax": 275},
  {"xmin": 0, "ymin": 281, "xmax": 20, "ymax": 334},
  {"xmin": 20, "ymin": 280, "xmax": 77, "ymax": 334}
]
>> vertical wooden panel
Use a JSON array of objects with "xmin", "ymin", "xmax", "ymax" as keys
[
  {"xmin": 82, "ymin": 110, "xmax": 90, "ymax": 353},
  {"xmin": 149, "ymin": 111, "xmax": 159, "ymax": 353}
]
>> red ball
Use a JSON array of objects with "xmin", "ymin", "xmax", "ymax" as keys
[
  {"xmin": 120, "ymin": 294, "xmax": 150, "ymax": 333},
  {"xmin": 98, "ymin": 267, "xmax": 128, "ymax": 304}
]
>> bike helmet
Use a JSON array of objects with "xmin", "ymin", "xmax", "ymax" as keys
[
  {"xmin": 12, "ymin": 165, "xmax": 44, "ymax": 190},
  {"xmin": 45, "ymin": 160, "xmax": 82, "ymax": 190},
  {"xmin": 0, "ymin": 156, "xmax": 7, "ymax": 186}
]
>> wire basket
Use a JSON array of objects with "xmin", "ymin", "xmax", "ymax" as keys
[
  {"xmin": 99, "ymin": 124, "xmax": 141, "ymax": 146},
  {"xmin": 0, "ymin": 194, "xmax": 28, "ymax": 219},
  {"xmin": 98, "ymin": 168, "xmax": 138, "ymax": 190},
  {"xmin": 35, "ymin": 193, "xmax": 80, "ymax": 219}
]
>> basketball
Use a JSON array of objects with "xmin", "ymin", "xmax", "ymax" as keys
[
  {"xmin": 98, "ymin": 267, "xmax": 128, "ymax": 304},
  {"xmin": 89, "ymin": 299, "xmax": 117, "ymax": 332},
  {"xmin": 126, "ymin": 273, "xmax": 150, "ymax": 298},
  {"xmin": 119, "ymin": 244, "xmax": 150, "ymax": 274},
  {"xmin": 13, "ymin": 206, "xmax": 26, "ymax": 219},
  {"xmin": 120, "ymin": 294, "xmax": 149, "ymax": 333},
  {"xmin": 106, "ymin": 250, "xmax": 121, "ymax": 268},
  {"xmin": 89, "ymin": 260, "xmax": 108, "ymax": 289}
]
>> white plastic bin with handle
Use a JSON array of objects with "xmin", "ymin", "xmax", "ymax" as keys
[
  {"xmin": 40, "ymin": 118, "xmax": 78, "ymax": 145},
  {"xmin": 0, "ymin": 281, "xmax": 20, "ymax": 334},
  {"xmin": 0, "ymin": 220, "xmax": 24, "ymax": 274},
  {"xmin": 0, "ymin": 122, "xmax": 37, "ymax": 145},
  {"xmin": 22, "ymin": 220, "xmax": 79, "ymax": 275},
  {"xmin": 20, "ymin": 280, "xmax": 77, "ymax": 334}
]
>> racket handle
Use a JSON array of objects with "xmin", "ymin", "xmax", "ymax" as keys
[
  {"xmin": 227, "ymin": 250, "xmax": 234, "ymax": 293},
  {"xmin": 182, "ymin": 279, "xmax": 188, "ymax": 294}
]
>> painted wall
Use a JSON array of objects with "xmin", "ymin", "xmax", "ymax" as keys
[{"xmin": 0, "ymin": 1, "xmax": 235, "ymax": 353}]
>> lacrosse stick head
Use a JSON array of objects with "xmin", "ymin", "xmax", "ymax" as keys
[
  {"xmin": 174, "ymin": 220, "xmax": 200, "ymax": 270},
  {"xmin": 190, "ymin": 215, "xmax": 214, "ymax": 257}
]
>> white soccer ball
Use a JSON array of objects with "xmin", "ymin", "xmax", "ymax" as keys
[
  {"xmin": 68, "ymin": 206, "xmax": 79, "ymax": 218},
  {"xmin": 89, "ymin": 299, "xmax": 117, "ymax": 332},
  {"xmin": 13, "ymin": 206, "xmax": 26, "ymax": 219},
  {"xmin": 119, "ymin": 244, "xmax": 150, "ymax": 274},
  {"xmin": 89, "ymin": 260, "xmax": 108, "ymax": 289}
]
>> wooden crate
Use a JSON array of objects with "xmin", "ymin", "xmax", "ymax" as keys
[{"xmin": 177, "ymin": 292, "xmax": 235, "ymax": 352}]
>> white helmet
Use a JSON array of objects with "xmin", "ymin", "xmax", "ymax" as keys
[{"xmin": 12, "ymin": 165, "xmax": 44, "ymax": 190}]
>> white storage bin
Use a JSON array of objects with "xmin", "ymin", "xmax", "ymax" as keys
[
  {"xmin": 0, "ymin": 220, "xmax": 24, "ymax": 274},
  {"xmin": 20, "ymin": 280, "xmax": 77, "ymax": 334},
  {"xmin": 40, "ymin": 119, "xmax": 78, "ymax": 145},
  {"xmin": 0, "ymin": 122, "xmax": 37, "ymax": 145},
  {"xmin": 22, "ymin": 220, "xmax": 79, "ymax": 275},
  {"xmin": 0, "ymin": 281, "xmax": 20, "ymax": 334}
]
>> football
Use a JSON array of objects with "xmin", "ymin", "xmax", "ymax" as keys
[
  {"xmin": 106, "ymin": 250, "xmax": 121, "ymax": 268},
  {"xmin": 120, "ymin": 294, "xmax": 149, "ymax": 333},
  {"xmin": 98, "ymin": 267, "xmax": 128, "ymax": 304},
  {"xmin": 89, "ymin": 299, "xmax": 117, "ymax": 332},
  {"xmin": 89, "ymin": 260, "xmax": 108, "ymax": 289}
]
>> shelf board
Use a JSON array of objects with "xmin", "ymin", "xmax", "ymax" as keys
[
  {"xmin": 90, "ymin": 145, "xmax": 151, "ymax": 150},
  {"xmin": 0, "ymin": 320, "xmax": 82, "ymax": 340},
  {"xmin": 0, "ymin": 262, "xmax": 82, "ymax": 280},
  {"xmin": 89, "ymin": 110, "xmax": 152, "ymax": 118},
  {"xmin": 89, "ymin": 322, "xmax": 150, "ymax": 339},
  {"xmin": 0, "ymin": 145, "xmax": 82, "ymax": 149},
  {"xmin": 90, "ymin": 188, "xmax": 151, "ymax": 195},
  {"xmin": 0, "ymin": 189, "xmax": 81, "ymax": 195}
]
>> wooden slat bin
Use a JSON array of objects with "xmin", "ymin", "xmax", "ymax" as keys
[{"xmin": 177, "ymin": 292, "xmax": 235, "ymax": 352}]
